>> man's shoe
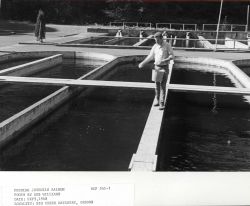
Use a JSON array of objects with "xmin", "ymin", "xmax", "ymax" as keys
[
  {"xmin": 159, "ymin": 104, "xmax": 165, "ymax": 110},
  {"xmin": 154, "ymin": 102, "xmax": 159, "ymax": 106}
]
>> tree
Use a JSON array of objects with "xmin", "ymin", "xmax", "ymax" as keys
[{"xmin": 104, "ymin": 0, "xmax": 144, "ymax": 22}]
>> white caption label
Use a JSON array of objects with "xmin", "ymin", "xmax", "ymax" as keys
[{"xmin": 2, "ymin": 184, "xmax": 134, "ymax": 206}]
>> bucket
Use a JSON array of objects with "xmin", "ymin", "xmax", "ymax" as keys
[{"xmin": 152, "ymin": 67, "xmax": 165, "ymax": 82}]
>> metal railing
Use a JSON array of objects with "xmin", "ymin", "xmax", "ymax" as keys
[
  {"xmin": 109, "ymin": 22, "xmax": 152, "ymax": 29},
  {"xmin": 156, "ymin": 23, "xmax": 197, "ymax": 31},
  {"xmin": 202, "ymin": 24, "xmax": 248, "ymax": 32},
  {"xmin": 108, "ymin": 22, "xmax": 249, "ymax": 32}
]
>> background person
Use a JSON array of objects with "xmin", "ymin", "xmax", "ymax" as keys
[
  {"xmin": 34, "ymin": 9, "xmax": 46, "ymax": 43},
  {"xmin": 138, "ymin": 32, "xmax": 174, "ymax": 110}
]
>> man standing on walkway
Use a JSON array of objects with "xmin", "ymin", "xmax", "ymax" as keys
[{"xmin": 138, "ymin": 32, "xmax": 174, "ymax": 110}]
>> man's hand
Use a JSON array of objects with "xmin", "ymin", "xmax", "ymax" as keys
[
  {"xmin": 161, "ymin": 58, "xmax": 170, "ymax": 64},
  {"xmin": 138, "ymin": 62, "xmax": 144, "ymax": 69}
]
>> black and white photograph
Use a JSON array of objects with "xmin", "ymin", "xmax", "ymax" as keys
[{"xmin": 0, "ymin": 0, "xmax": 250, "ymax": 205}]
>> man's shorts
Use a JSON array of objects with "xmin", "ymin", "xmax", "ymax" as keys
[{"xmin": 152, "ymin": 65, "xmax": 168, "ymax": 82}]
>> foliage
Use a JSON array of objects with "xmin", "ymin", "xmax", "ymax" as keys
[{"xmin": 1, "ymin": 0, "xmax": 249, "ymax": 25}]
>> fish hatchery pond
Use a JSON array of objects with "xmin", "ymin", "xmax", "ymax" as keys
[{"xmin": 1, "ymin": 60, "xmax": 250, "ymax": 171}]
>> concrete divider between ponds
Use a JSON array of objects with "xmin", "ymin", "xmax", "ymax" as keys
[{"xmin": 0, "ymin": 54, "xmax": 63, "ymax": 76}]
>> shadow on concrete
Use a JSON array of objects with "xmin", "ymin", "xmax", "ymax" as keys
[{"xmin": 0, "ymin": 20, "xmax": 57, "ymax": 35}]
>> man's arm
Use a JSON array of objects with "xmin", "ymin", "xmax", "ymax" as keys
[
  {"xmin": 138, "ymin": 46, "xmax": 154, "ymax": 69},
  {"xmin": 160, "ymin": 44, "xmax": 174, "ymax": 64},
  {"xmin": 160, "ymin": 55, "xmax": 173, "ymax": 64}
]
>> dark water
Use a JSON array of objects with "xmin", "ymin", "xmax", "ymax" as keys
[
  {"xmin": 68, "ymin": 37, "xmax": 139, "ymax": 46},
  {"xmin": 0, "ymin": 84, "xmax": 60, "ymax": 122},
  {"xmin": 1, "ymin": 87, "xmax": 153, "ymax": 171},
  {"xmin": 142, "ymin": 39, "xmax": 155, "ymax": 46},
  {"xmin": 102, "ymin": 63, "xmax": 234, "ymax": 87},
  {"xmin": 171, "ymin": 68, "xmax": 233, "ymax": 87},
  {"xmin": 111, "ymin": 38, "xmax": 139, "ymax": 46},
  {"xmin": 157, "ymin": 69, "xmax": 250, "ymax": 171},
  {"xmin": 0, "ymin": 58, "xmax": 40, "ymax": 71},
  {"xmin": 68, "ymin": 37, "xmax": 111, "ymax": 44},
  {"xmin": 0, "ymin": 59, "xmax": 102, "ymax": 122},
  {"xmin": 31, "ymin": 59, "xmax": 105, "ymax": 79},
  {"xmin": 237, "ymin": 66, "xmax": 250, "ymax": 77},
  {"xmin": 99, "ymin": 63, "xmax": 152, "ymax": 82}
]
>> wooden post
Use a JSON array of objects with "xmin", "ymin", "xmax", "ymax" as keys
[
  {"xmin": 0, "ymin": 0, "xmax": 1, "ymax": 10},
  {"xmin": 215, "ymin": 0, "xmax": 224, "ymax": 51},
  {"xmin": 246, "ymin": 5, "xmax": 250, "ymax": 32}
]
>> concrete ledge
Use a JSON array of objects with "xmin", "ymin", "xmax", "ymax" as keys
[
  {"xmin": 0, "ymin": 76, "xmax": 155, "ymax": 89},
  {"xmin": 129, "ymin": 62, "xmax": 174, "ymax": 172},
  {"xmin": 0, "ymin": 51, "xmax": 116, "ymax": 61},
  {"xmin": 0, "ymin": 54, "xmax": 63, "ymax": 76},
  {"xmin": 129, "ymin": 154, "xmax": 157, "ymax": 171},
  {"xmin": 0, "ymin": 51, "xmax": 61, "ymax": 61},
  {"xmin": 225, "ymin": 37, "xmax": 248, "ymax": 49},
  {"xmin": 0, "ymin": 51, "xmax": 75, "ymax": 61},
  {"xmin": 0, "ymin": 88, "xmax": 71, "ymax": 146},
  {"xmin": 232, "ymin": 59, "xmax": 250, "ymax": 89},
  {"xmin": 129, "ymin": 104, "xmax": 165, "ymax": 171},
  {"xmin": 75, "ymin": 51, "xmax": 115, "ymax": 62}
]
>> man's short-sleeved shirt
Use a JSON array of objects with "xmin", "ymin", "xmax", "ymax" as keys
[{"xmin": 150, "ymin": 41, "xmax": 174, "ymax": 66}]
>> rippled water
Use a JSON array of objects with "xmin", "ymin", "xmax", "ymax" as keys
[{"xmin": 157, "ymin": 69, "xmax": 250, "ymax": 171}]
